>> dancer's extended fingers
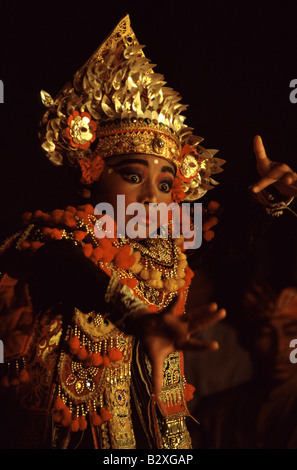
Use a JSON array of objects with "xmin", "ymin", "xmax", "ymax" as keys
[
  {"xmin": 186, "ymin": 302, "xmax": 221, "ymax": 322},
  {"xmin": 280, "ymin": 171, "xmax": 297, "ymax": 187},
  {"xmin": 253, "ymin": 135, "xmax": 271, "ymax": 175},
  {"xmin": 252, "ymin": 163, "xmax": 295, "ymax": 193},
  {"xmin": 189, "ymin": 307, "xmax": 226, "ymax": 334},
  {"xmin": 183, "ymin": 336, "xmax": 219, "ymax": 352}
]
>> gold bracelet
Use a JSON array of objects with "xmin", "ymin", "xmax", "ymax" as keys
[{"xmin": 252, "ymin": 187, "xmax": 294, "ymax": 217}]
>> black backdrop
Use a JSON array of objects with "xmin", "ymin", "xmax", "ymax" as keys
[{"xmin": 1, "ymin": 0, "xmax": 297, "ymax": 259}]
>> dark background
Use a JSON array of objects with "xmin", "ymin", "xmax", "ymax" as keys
[{"xmin": 0, "ymin": 0, "xmax": 297, "ymax": 257}]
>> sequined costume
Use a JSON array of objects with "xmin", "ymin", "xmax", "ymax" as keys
[{"xmin": 0, "ymin": 15, "xmax": 224, "ymax": 449}]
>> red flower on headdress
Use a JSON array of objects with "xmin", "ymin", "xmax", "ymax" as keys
[
  {"xmin": 65, "ymin": 111, "xmax": 97, "ymax": 150},
  {"xmin": 171, "ymin": 177, "xmax": 186, "ymax": 203},
  {"xmin": 78, "ymin": 155, "xmax": 105, "ymax": 184}
]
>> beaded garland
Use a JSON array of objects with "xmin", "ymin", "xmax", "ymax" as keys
[{"xmin": 20, "ymin": 204, "xmax": 194, "ymax": 309}]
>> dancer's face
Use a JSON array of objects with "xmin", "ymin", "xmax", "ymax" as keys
[{"xmin": 91, "ymin": 154, "xmax": 176, "ymax": 236}]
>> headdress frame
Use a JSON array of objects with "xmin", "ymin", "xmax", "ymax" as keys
[{"xmin": 39, "ymin": 14, "xmax": 225, "ymax": 201}]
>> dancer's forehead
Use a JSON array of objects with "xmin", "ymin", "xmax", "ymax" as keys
[{"xmin": 106, "ymin": 154, "xmax": 176, "ymax": 176}]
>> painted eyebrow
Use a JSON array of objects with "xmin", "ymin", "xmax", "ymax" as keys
[
  {"xmin": 161, "ymin": 165, "xmax": 175, "ymax": 176},
  {"xmin": 107, "ymin": 159, "xmax": 175, "ymax": 175}
]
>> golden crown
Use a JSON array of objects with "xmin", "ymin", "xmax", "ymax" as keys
[{"xmin": 39, "ymin": 14, "xmax": 225, "ymax": 200}]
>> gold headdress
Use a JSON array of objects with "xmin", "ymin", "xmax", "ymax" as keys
[{"xmin": 39, "ymin": 15, "xmax": 225, "ymax": 200}]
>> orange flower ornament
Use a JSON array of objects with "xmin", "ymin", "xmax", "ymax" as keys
[{"xmin": 65, "ymin": 111, "xmax": 97, "ymax": 150}]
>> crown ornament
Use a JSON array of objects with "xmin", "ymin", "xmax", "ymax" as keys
[{"xmin": 39, "ymin": 14, "xmax": 225, "ymax": 200}]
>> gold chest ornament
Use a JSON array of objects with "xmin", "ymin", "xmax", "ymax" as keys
[{"xmin": 53, "ymin": 308, "xmax": 136, "ymax": 449}]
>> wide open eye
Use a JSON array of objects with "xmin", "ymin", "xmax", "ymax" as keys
[
  {"xmin": 118, "ymin": 167, "xmax": 143, "ymax": 184},
  {"xmin": 159, "ymin": 180, "xmax": 173, "ymax": 193},
  {"xmin": 126, "ymin": 173, "xmax": 141, "ymax": 183}
]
